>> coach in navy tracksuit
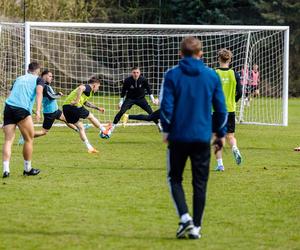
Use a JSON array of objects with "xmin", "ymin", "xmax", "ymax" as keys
[{"xmin": 160, "ymin": 37, "xmax": 227, "ymax": 239}]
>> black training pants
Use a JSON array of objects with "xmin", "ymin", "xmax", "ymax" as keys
[
  {"xmin": 113, "ymin": 97, "xmax": 154, "ymax": 124},
  {"xmin": 167, "ymin": 141, "xmax": 210, "ymax": 227},
  {"xmin": 128, "ymin": 109, "xmax": 160, "ymax": 124}
]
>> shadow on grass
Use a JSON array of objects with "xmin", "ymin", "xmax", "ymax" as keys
[{"xmin": 0, "ymin": 229, "xmax": 175, "ymax": 241}]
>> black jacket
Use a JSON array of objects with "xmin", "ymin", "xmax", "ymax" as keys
[{"xmin": 120, "ymin": 76, "xmax": 152, "ymax": 99}]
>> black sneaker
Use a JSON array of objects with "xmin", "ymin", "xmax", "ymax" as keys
[
  {"xmin": 23, "ymin": 168, "xmax": 40, "ymax": 176},
  {"xmin": 3, "ymin": 171, "xmax": 10, "ymax": 178},
  {"xmin": 176, "ymin": 220, "xmax": 194, "ymax": 239}
]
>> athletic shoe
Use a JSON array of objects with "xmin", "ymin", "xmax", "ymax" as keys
[
  {"xmin": 233, "ymin": 148, "xmax": 242, "ymax": 165},
  {"xmin": 215, "ymin": 165, "xmax": 225, "ymax": 171},
  {"xmin": 101, "ymin": 123, "xmax": 113, "ymax": 138},
  {"xmin": 23, "ymin": 168, "xmax": 40, "ymax": 176},
  {"xmin": 3, "ymin": 171, "xmax": 10, "ymax": 178},
  {"xmin": 188, "ymin": 226, "xmax": 201, "ymax": 239},
  {"xmin": 176, "ymin": 220, "xmax": 194, "ymax": 239},
  {"xmin": 18, "ymin": 135, "xmax": 24, "ymax": 145},
  {"xmin": 88, "ymin": 148, "xmax": 99, "ymax": 154},
  {"xmin": 84, "ymin": 124, "xmax": 92, "ymax": 130},
  {"xmin": 294, "ymin": 147, "xmax": 300, "ymax": 152},
  {"xmin": 122, "ymin": 114, "xmax": 129, "ymax": 127}
]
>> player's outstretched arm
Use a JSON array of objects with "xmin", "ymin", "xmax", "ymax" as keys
[{"xmin": 84, "ymin": 101, "xmax": 105, "ymax": 113}]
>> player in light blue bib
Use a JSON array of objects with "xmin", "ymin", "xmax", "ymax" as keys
[{"xmin": 2, "ymin": 62, "xmax": 45, "ymax": 178}]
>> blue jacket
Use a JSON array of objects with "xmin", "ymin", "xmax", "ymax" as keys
[{"xmin": 160, "ymin": 57, "xmax": 227, "ymax": 143}]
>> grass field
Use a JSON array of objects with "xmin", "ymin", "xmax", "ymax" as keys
[{"xmin": 0, "ymin": 99, "xmax": 299, "ymax": 250}]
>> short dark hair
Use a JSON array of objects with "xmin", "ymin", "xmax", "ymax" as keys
[
  {"xmin": 28, "ymin": 61, "xmax": 40, "ymax": 72},
  {"xmin": 41, "ymin": 69, "xmax": 51, "ymax": 77},
  {"xmin": 180, "ymin": 36, "xmax": 202, "ymax": 57},
  {"xmin": 131, "ymin": 66, "xmax": 140, "ymax": 71},
  {"xmin": 88, "ymin": 76, "xmax": 100, "ymax": 84}
]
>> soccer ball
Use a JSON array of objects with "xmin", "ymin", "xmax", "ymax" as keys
[{"xmin": 99, "ymin": 130, "xmax": 111, "ymax": 139}]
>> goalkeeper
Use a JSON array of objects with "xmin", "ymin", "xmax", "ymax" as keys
[
  {"xmin": 62, "ymin": 77, "xmax": 107, "ymax": 153},
  {"xmin": 107, "ymin": 67, "xmax": 159, "ymax": 135}
]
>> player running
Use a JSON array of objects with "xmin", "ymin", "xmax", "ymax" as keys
[
  {"xmin": 213, "ymin": 48, "xmax": 243, "ymax": 171},
  {"xmin": 62, "ymin": 77, "xmax": 107, "ymax": 153}
]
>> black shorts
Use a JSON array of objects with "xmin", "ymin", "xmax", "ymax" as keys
[
  {"xmin": 212, "ymin": 112, "xmax": 235, "ymax": 134},
  {"xmin": 3, "ymin": 104, "xmax": 31, "ymax": 126},
  {"xmin": 43, "ymin": 109, "xmax": 62, "ymax": 130},
  {"xmin": 63, "ymin": 105, "xmax": 89, "ymax": 124}
]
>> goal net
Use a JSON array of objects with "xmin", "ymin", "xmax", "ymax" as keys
[{"xmin": 0, "ymin": 22, "xmax": 289, "ymax": 126}]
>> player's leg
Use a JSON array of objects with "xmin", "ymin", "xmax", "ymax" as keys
[
  {"xmin": 212, "ymin": 113, "xmax": 226, "ymax": 171},
  {"xmin": 167, "ymin": 141, "xmax": 193, "ymax": 238},
  {"xmin": 18, "ymin": 116, "xmax": 40, "ymax": 176},
  {"xmin": 189, "ymin": 142, "xmax": 210, "ymax": 239},
  {"xmin": 214, "ymin": 134, "xmax": 226, "ymax": 171},
  {"xmin": 135, "ymin": 98, "xmax": 161, "ymax": 130},
  {"xmin": 86, "ymin": 112, "xmax": 106, "ymax": 133},
  {"xmin": 75, "ymin": 120, "xmax": 98, "ymax": 153},
  {"xmin": 58, "ymin": 111, "xmax": 78, "ymax": 132},
  {"xmin": 2, "ymin": 124, "xmax": 16, "ymax": 177},
  {"xmin": 110, "ymin": 99, "xmax": 134, "ymax": 133},
  {"xmin": 226, "ymin": 113, "xmax": 242, "ymax": 165}
]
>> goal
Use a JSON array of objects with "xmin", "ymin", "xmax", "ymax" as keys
[{"xmin": 0, "ymin": 22, "xmax": 289, "ymax": 126}]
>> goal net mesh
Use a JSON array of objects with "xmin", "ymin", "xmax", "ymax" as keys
[{"xmin": 0, "ymin": 23, "xmax": 286, "ymax": 126}]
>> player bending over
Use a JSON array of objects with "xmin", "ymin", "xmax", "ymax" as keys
[
  {"xmin": 213, "ymin": 48, "xmax": 243, "ymax": 171},
  {"xmin": 18, "ymin": 69, "xmax": 79, "ymax": 144},
  {"xmin": 62, "ymin": 77, "xmax": 106, "ymax": 153},
  {"xmin": 106, "ymin": 67, "xmax": 159, "ymax": 136},
  {"xmin": 2, "ymin": 62, "xmax": 44, "ymax": 178}
]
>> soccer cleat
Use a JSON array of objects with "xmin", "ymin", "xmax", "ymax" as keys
[
  {"xmin": 3, "ymin": 171, "xmax": 10, "ymax": 178},
  {"xmin": 294, "ymin": 147, "xmax": 300, "ymax": 152},
  {"xmin": 188, "ymin": 226, "xmax": 201, "ymax": 239},
  {"xmin": 122, "ymin": 114, "xmax": 129, "ymax": 127},
  {"xmin": 23, "ymin": 168, "xmax": 40, "ymax": 176},
  {"xmin": 215, "ymin": 165, "xmax": 225, "ymax": 171},
  {"xmin": 88, "ymin": 148, "xmax": 99, "ymax": 154},
  {"xmin": 18, "ymin": 135, "xmax": 25, "ymax": 145},
  {"xmin": 84, "ymin": 124, "xmax": 92, "ymax": 130},
  {"xmin": 176, "ymin": 220, "xmax": 194, "ymax": 239},
  {"xmin": 233, "ymin": 148, "xmax": 242, "ymax": 165}
]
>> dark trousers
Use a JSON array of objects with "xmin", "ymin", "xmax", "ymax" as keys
[
  {"xmin": 167, "ymin": 141, "xmax": 210, "ymax": 227},
  {"xmin": 113, "ymin": 97, "xmax": 155, "ymax": 124},
  {"xmin": 129, "ymin": 109, "xmax": 160, "ymax": 124}
]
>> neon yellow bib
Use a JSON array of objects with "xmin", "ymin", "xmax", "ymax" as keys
[
  {"xmin": 216, "ymin": 69, "xmax": 237, "ymax": 112},
  {"xmin": 64, "ymin": 86, "xmax": 93, "ymax": 107}
]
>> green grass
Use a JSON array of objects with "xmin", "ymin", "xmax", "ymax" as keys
[{"xmin": 0, "ymin": 99, "xmax": 300, "ymax": 250}]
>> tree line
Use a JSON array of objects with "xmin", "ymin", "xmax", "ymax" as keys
[{"xmin": 0, "ymin": 0, "xmax": 299, "ymax": 95}]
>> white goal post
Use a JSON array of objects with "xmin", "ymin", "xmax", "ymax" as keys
[{"xmin": 0, "ymin": 22, "xmax": 289, "ymax": 126}]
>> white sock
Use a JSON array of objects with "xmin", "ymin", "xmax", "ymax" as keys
[
  {"xmin": 111, "ymin": 124, "xmax": 116, "ymax": 132},
  {"xmin": 100, "ymin": 126, "xmax": 106, "ymax": 132},
  {"xmin": 180, "ymin": 213, "xmax": 192, "ymax": 223},
  {"xmin": 84, "ymin": 139, "xmax": 93, "ymax": 150},
  {"xmin": 3, "ymin": 161, "xmax": 10, "ymax": 173},
  {"xmin": 24, "ymin": 160, "xmax": 32, "ymax": 172},
  {"xmin": 232, "ymin": 145, "xmax": 238, "ymax": 151},
  {"xmin": 217, "ymin": 158, "xmax": 223, "ymax": 167}
]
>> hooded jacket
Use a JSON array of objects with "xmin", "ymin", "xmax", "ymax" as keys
[{"xmin": 160, "ymin": 57, "xmax": 227, "ymax": 143}]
